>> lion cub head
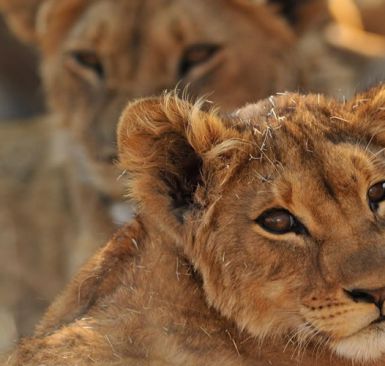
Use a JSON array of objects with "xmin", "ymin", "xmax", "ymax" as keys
[
  {"xmin": 117, "ymin": 85, "xmax": 385, "ymax": 362},
  {"xmin": 0, "ymin": 0, "xmax": 315, "ymax": 198}
]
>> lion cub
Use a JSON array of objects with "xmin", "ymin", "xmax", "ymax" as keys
[{"xmin": 8, "ymin": 85, "xmax": 385, "ymax": 365}]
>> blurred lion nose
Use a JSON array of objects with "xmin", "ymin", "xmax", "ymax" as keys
[{"xmin": 345, "ymin": 287, "xmax": 385, "ymax": 309}]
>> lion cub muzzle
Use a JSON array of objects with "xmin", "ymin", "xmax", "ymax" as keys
[{"xmin": 345, "ymin": 286, "xmax": 385, "ymax": 318}]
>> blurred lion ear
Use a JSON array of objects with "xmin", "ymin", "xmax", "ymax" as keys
[
  {"xmin": 0, "ymin": 0, "xmax": 45, "ymax": 43},
  {"xmin": 268, "ymin": 0, "xmax": 328, "ymax": 32},
  {"xmin": 117, "ymin": 94, "xmax": 247, "ymax": 239},
  {"xmin": 230, "ymin": 0, "xmax": 328, "ymax": 33}
]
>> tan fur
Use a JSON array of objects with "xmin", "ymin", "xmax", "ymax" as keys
[
  {"xmin": 6, "ymin": 85, "xmax": 385, "ymax": 365},
  {"xmin": 1, "ymin": 0, "xmax": 378, "ymax": 351},
  {"xmin": 0, "ymin": 0, "xmax": 353, "ymax": 344}
]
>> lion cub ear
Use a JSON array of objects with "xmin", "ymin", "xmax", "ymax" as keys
[{"xmin": 117, "ymin": 94, "xmax": 245, "ymax": 240}]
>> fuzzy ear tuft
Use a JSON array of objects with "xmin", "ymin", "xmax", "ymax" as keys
[
  {"xmin": 352, "ymin": 84, "xmax": 385, "ymax": 144},
  {"xmin": 117, "ymin": 94, "xmax": 249, "ymax": 239}
]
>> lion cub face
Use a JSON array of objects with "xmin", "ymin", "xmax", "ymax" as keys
[
  {"xmin": 118, "ymin": 86, "xmax": 385, "ymax": 362},
  {"xmin": 1, "ymin": 0, "xmax": 297, "ymax": 197}
]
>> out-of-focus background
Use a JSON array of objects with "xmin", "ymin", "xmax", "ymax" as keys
[
  {"xmin": 0, "ymin": 17, "xmax": 43, "ymax": 120},
  {"xmin": 1, "ymin": 0, "xmax": 385, "ymax": 355},
  {"xmin": 0, "ymin": 13, "xmax": 44, "ymax": 352}
]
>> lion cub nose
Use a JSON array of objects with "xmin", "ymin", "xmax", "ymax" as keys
[{"xmin": 345, "ymin": 287, "xmax": 385, "ymax": 309}]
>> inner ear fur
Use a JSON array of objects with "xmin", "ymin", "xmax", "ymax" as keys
[{"xmin": 117, "ymin": 94, "xmax": 249, "ymax": 239}]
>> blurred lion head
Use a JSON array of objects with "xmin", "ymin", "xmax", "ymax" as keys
[{"xmin": 0, "ymin": 0, "xmax": 321, "ymax": 198}]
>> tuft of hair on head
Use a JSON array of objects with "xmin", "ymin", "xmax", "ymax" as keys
[{"xmin": 351, "ymin": 83, "xmax": 385, "ymax": 144}]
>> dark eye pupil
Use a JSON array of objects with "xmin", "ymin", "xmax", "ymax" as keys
[
  {"xmin": 72, "ymin": 51, "xmax": 104, "ymax": 78},
  {"xmin": 368, "ymin": 182, "xmax": 385, "ymax": 201},
  {"xmin": 368, "ymin": 181, "xmax": 385, "ymax": 210},
  {"xmin": 264, "ymin": 213, "xmax": 292, "ymax": 231},
  {"xmin": 178, "ymin": 44, "xmax": 221, "ymax": 78},
  {"xmin": 256, "ymin": 209, "xmax": 302, "ymax": 235}
]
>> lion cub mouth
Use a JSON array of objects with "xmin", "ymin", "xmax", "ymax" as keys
[
  {"xmin": 299, "ymin": 288, "xmax": 385, "ymax": 362},
  {"xmin": 370, "ymin": 315, "xmax": 385, "ymax": 324},
  {"xmin": 331, "ymin": 321, "xmax": 385, "ymax": 362}
]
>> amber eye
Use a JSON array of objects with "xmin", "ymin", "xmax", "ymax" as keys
[
  {"xmin": 70, "ymin": 50, "xmax": 104, "ymax": 78},
  {"xmin": 256, "ymin": 209, "xmax": 306, "ymax": 235},
  {"xmin": 178, "ymin": 43, "xmax": 221, "ymax": 78},
  {"xmin": 368, "ymin": 181, "xmax": 385, "ymax": 211}
]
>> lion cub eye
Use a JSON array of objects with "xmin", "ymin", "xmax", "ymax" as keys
[
  {"xmin": 178, "ymin": 43, "xmax": 221, "ymax": 77},
  {"xmin": 69, "ymin": 50, "xmax": 104, "ymax": 79},
  {"xmin": 368, "ymin": 181, "xmax": 385, "ymax": 211},
  {"xmin": 256, "ymin": 209, "xmax": 306, "ymax": 235}
]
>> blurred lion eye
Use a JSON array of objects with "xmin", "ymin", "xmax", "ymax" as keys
[
  {"xmin": 256, "ymin": 209, "xmax": 306, "ymax": 235},
  {"xmin": 70, "ymin": 50, "xmax": 104, "ymax": 78},
  {"xmin": 368, "ymin": 181, "xmax": 385, "ymax": 211},
  {"xmin": 178, "ymin": 43, "xmax": 221, "ymax": 78}
]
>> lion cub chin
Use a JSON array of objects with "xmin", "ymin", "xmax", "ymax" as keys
[{"xmin": 8, "ymin": 86, "xmax": 385, "ymax": 365}]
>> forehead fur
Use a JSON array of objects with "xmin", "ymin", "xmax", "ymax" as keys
[
  {"xmin": 218, "ymin": 89, "xmax": 384, "ymax": 195},
  {"xmin": 118, "ymin": 87, "xmax": 385, "ymax": 192},
  {"xmin": 0, "ymin": 0, "xmax": 294, "ymax": 51},
  {"xmin": 226, "ymin": 93, "xmax": 345, "ymax": 170}
]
